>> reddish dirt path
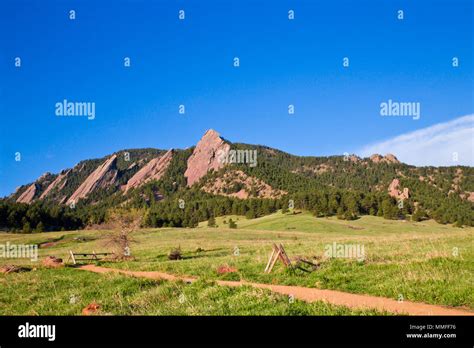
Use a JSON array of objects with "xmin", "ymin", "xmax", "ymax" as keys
[
  {"xmin": 78, "ymin": 264, "xmax": 473, "ymax": 316},
  {"xmin": 79, "ymin": 264, "xmax": 197, "ymax": 283}
]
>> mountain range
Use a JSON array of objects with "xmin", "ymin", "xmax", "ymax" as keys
[
  {"xmin": 9, "ymin": 129, "xmax": 474, "ymax": 204},
  {"xmin": 3, "ymin": 129, "xmax": 474, "ymax": 230}
]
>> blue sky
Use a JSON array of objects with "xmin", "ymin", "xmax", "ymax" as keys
[{"xmin": 0, "ymin": 0, "xmax": 473, "ymax": 197}]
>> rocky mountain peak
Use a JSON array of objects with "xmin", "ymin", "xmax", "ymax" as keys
[{"xmin": 184, "ymin": 129, "xmax": 231, "ymax": 186}]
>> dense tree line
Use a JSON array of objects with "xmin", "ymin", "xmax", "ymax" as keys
[
  {"xmin": 141, "ymin": 188, "xmax": 416, "ymax": 228},
  {"xmin": 143, "ymin": 189, "xmax": 282, "ymax": 228},
  {"xmin": 287, "ymin": 191, "xmax": 405, "ymax": 220},
  {"xmin": 0, "ymin": 201, "xmax": 84, "ymax": 232},
  {"xmin": 1, "ymin": 180, "xmax": 472, "ymax": 233}
]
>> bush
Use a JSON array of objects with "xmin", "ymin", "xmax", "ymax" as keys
[
  {"xmin": 412, "ymin": 207, "xmax": 427, "ymax": 222},
  {"xmin": 168, "ymin": 247, "xmax": 182, "ymax": 260}
]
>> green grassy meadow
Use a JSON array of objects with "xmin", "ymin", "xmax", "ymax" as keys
[{"xmin": 0, "ymin": 212, "xmax": 472, "ymax": 315}]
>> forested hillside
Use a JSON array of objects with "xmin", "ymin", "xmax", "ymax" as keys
[{"xmin": 1, "ymin": 130, "xmax": 472, "ymax": 232}]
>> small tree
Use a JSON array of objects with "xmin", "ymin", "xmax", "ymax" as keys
[
  {"xmin": 189, "ymin": 215, "xmax": 199, "ymax": 228},
  {"xmin": 103, "ymin": 208, "xmax": 142, "ymax": 260},
  {"xmin": 35, "ymin": 221, "xmax": 45, "ymax": 233},
  {"xmin": 23, "ymin": 221, "xmax": 32, "ymax": 233},
  {"xmin": 208, "ymin": 215, "xmax": 216, "ymax": 227},
  {"xmin": 336, "ymin": 207, "xmax": 345, "ymax": 220},
  {"xmin": 228, "ymin": 219, "xmax": 237, "ymax": 229}
]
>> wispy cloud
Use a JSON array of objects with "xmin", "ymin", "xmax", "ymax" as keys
[{"xmin": 358, "ymin": 115, "xmax": 474, "ymax": 166}]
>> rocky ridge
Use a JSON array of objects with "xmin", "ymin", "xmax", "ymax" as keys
[
  {"xmin": 123, "ymin": 150, "xmax": 173, "ymax": 192},
  {"xmin": 66, "ymin": 155, "xmax": 118, "ymax": 205},
  {"xmin": 184, "ymin": 129, "xmax": 231, "ymax": 187}
]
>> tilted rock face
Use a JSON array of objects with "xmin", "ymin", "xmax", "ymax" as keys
[
  {"xmin": 123, "ymin": 149, "xmax": 173, "ymax": 192},
  {"xmin": 184, "ymin": 129, "xmax": 231, "ymax": 186},
  {"xmin": 16, "ymin": 184, "xmax": 37, "ymax": 204},
  {"xmin": 66, "ymin": 155, "xmax": 118, "ymax": 205},
  {"xmin": 388, "ymin": 178, "xmax": 409, "ymax": 200},
  {"xmin": 40, "ymin": 169, "xmax": 70, "ymax": 199}
]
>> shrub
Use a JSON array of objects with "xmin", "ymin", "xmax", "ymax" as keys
[{"xmin": 168, "ymin": 247, "xmax": 182, "ymax": 260}]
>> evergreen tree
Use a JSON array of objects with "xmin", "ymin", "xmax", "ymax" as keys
[
  {"xmin": 35, "ymin": 221, "xmax": 45, "ymax": 232},
  {"xmin": 22, "ymin": 221, "xmax": 31, "ymax": 233},
  {"xmin": 208, "ymin": 215, "xmax": 216, "ymax": 227}
]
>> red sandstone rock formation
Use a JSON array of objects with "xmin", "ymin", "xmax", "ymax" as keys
[
  {"xmin": 370, "ymin": 154, "xmax": 400, "ymax": 164},
  {"xmin": 384, "ymin": 154, "xmax": 400, "ymax": 164},
  {"xmin": 16, "ymin": 184, "xmax": 37, "ymax": 204},
  {"xmin": 388, "ymin": 178, "xmax": 409, "ymax": 200},
  {"xmin": 184, "ymin": 129, "xmax": 231, "ymax": 186},
  {"xmin": 40, "ymin": 169, "xmax": 71, "ymax": 199},
  {"xmin": 123, "ymin": 150, "xmax": 173, "ymax": 192},
  {"xmin": 369, "ymin": 154, "xmax": 383, "ymax": 163},
  {"xmin": 66, "ymin": 155, "xmax": 118, "ymax": 205}
]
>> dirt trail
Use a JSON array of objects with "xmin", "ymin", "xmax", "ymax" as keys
[
  {"xmin": 79, "ymin": 264, "xmax": 197, "ymax": 283},
  {"xmin": 78, "ymin": 264, "xmax": 473, "ymax": 316}
]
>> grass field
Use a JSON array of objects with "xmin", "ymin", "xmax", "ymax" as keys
[{"xmin": 1, "ymin": 212, "xmax": 472, "ymax": 315}]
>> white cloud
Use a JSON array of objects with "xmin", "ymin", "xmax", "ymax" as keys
[{"xmin": 358, "ymin": 114, "xmax": 474, "ymax": 166}]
